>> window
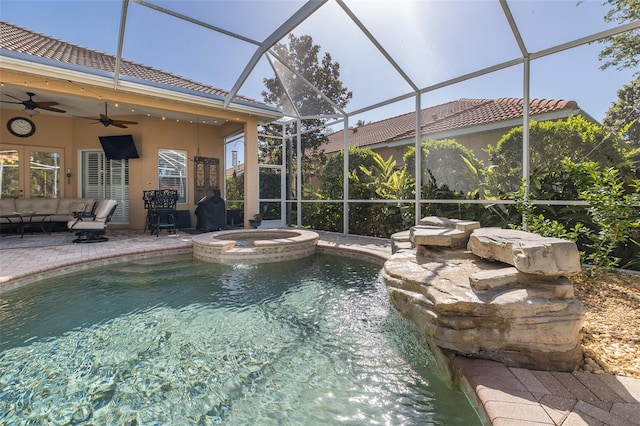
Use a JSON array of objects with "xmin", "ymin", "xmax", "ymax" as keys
[
  {"xmin": 30, "ymin": 150, "xmax": 61, "ymax": 198},
  {"xmin": 158, "ymin": 149, "xmax": 187, "ymax": 203},
  {"xmin": 0, "ymin": 148, "xmax": 20, "ymax": 198},
  {"xmin": 1, "ymin": 146, "xmax": 63, "ymax": 199}
]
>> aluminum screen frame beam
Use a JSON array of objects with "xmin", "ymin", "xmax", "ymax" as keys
[{"xmin": 224, "ymin": 0, "xmax": 328, "ymax": 109}]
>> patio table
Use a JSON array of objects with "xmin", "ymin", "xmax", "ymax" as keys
[{"xmin": 0, "ymin": 212, "xmax": 53, "ymax": 239}]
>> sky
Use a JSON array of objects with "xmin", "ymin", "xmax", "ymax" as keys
[{"xmin": 1, "ymin": 0, "xmax": 637, "ymax": 164}]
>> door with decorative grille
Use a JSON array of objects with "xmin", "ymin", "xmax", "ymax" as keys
[{"xmin": 194, "ymin": 156, "xmax": 219, "ymax": 204}]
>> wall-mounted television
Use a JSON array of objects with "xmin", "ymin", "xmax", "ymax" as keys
[{"xmin": 98, "ymin": 135, "xmax": 140, "ymax": 160}]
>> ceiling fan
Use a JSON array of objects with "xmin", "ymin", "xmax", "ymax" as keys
[
  {"xmin": 1, "ymin": 92, "xmax": 67, "ymax": 114},
  {"xmin": 78, "ymin": 102, "xmax": 138, "ymax": 128}
]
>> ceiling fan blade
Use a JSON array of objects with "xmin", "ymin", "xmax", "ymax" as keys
[
  {"xmin": 3, "ymin": 94, "xmax": 24, "ymax": 102},
  {"xmin": 38, "ymin": 105, "xmax": 67, "ymax": 113},
  {"xmin": 77, "ymin": 103, "xmax": 137, "ymax": 127},
  {"xmin": 75, "ymin": 116, "xmax": 103, "ymax": 126},
  {"xmin": 3, "ymin": 93, "xmax": 67, "ymax": 113}
]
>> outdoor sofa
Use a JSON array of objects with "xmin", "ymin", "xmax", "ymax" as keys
[{"xmin": 0, "ymin": 197, "xmax": 95, "ymax": 230}]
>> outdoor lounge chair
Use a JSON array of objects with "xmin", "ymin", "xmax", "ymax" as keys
[{"xmin": 67, "ymin": 199, "xmax": 118, "ymax": 243}]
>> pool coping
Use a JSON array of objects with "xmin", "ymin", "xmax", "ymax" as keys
[
  {"xmin": 192, "ymin": 228, "xmax": 320, "ymax": 263},
  {"xmin": 1, "ymin": 229, "xmax": 638, "ymax": 425}
]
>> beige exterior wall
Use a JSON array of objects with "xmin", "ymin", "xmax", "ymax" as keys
[
  {"xmin": 0, "ymin": 67, "xmax": 273, "ymax": 230},
  {"xmin": 453, "ymin": 130, "xmax": 506, "ymax": 164},
  {"xmin": 1, "ymin": 106, "xmax": 256, "ymax": 230},
  {"xmin": 373, "ymin": 146, "xmax": 408, "ymax": 166}
]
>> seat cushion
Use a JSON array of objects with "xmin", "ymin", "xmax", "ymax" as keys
[
  {"xmin": 94, "ymin": 200, "xmax": 118, "ymax": 220},
  {"xmin": 68, "ymin": 200, "xmax": 117, "ymax": 231},
  {"xmin": 67, "ymin": 218, "xmax": 107, "ymax": 231}
]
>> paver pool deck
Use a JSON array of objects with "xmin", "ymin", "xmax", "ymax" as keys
[{"xmin": 1, "ymin": 229, "xmax": 639, "ymax": 425}]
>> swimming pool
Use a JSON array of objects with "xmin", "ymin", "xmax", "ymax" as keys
[{"xmin": 0, "ymin": 254, "xmax": 480, "ymax": 425}]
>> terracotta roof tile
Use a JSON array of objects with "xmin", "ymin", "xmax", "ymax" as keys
[
  {"xmin": 0, "ymin": 21, "xmax": 268, "ymax": 106},
  {"xmin": 325, "ymin": 97, "xmax": 580, "ymax": 153}
]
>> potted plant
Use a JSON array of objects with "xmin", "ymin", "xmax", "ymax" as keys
[{"xmin": 249, "ymin": 213, "xmax": 263, "ymax": 229}]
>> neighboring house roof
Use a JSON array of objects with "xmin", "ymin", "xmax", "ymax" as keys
[
  {"xmin": 226, "ymin": 163, "xmax": 245, "ymax": 177},
  {"xmin": 0, "ymin": 21, "xmax": 281, "ymax": 116},
  {"xmin": 324, "ymin": 98, "xmax": 584, "ymax": 153}
]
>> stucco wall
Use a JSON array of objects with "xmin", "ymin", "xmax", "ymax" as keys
[
  {"xmin": 1, "ymin": 106, "xmax": 253, "ymax": 230},
  {"xmin": 377, "ymin": 129, "xmax": 509, "ymax": 168}
]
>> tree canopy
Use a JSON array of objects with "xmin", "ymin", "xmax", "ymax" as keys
[
  {"xmin": 261, "ymin": 34, "xmax": 352, "ymax": 166},
  {"xmin": 599, "ymin": 0, "xmax": 640, "ymax": 151},
  {"xmin": 603, "ymin": 77, "xmax": 640, "ymax": 149},
  {"xmin": 486, "ymin": 116, "xmax": 630, "ymax": 197},
  {"xmin": 597, "ymin": 0, "xmax": 640, "ymax": 74},
  {"xmin": 318, "ymin": 146, "xmax": 380, "ymax": 199}
]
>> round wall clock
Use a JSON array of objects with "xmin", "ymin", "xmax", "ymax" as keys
[{"xmin": 7, "ymin": 117, "xmax": 36, "ymax": 138}]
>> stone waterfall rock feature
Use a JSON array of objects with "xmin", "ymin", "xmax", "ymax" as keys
[
  {"xmin": 382, "ymin": 219, "xmax": 584, "ymax": 371},
  {"xmin": 468, "ymin": 227, "xmax": 582, "ymax": 276}
]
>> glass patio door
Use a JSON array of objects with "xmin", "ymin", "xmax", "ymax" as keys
[
  {"xmin": 257, "ymin": 128, "xmax": 286, "ymax": 228},
  {"xmin": 0, "ymin": 144, "xmax": 63, "ymax": 199}
]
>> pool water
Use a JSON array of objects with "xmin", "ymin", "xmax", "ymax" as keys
[{"xmin": 0, "ymin": 254, "xmax": 480, "ymax": 425}]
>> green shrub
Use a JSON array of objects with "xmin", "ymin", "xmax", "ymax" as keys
[
  {"xmin": 487, "ymin": 116, "xmax": 629, "ymax": 197},
  {"xmin": 514, "ymin": 158, "xmax": 640, "ymax": 271},
  {"xmin": 404, "ymin": 138, "xmax": 487, "ymax": 197}
]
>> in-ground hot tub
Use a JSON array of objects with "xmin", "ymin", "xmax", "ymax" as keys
[{"xmin": 192, "ymin": 228, "xmax": 319, "ymax": 263}]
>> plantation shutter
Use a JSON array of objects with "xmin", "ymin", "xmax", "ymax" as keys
[
  {"xmin": 108, "ymin": 160, "xmax": 129, "ymax": 224},
  {"xmin": 81, "ymin": 151, "xmax": 130, "ymax": 224}
]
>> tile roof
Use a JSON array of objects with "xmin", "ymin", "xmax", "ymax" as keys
[
  {"xmin": 324, "ymin": 97, "xmax": 580, "ymax": 153},
  {"xmin": 226, "ymin": 162, "xmax": 245, "ymax": 177},
  {"xmin": 0, "ymin": 21, "xmax": 272, "ymax": 109}
]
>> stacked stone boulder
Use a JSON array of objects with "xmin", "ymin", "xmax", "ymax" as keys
[{"xmin": 383, "ymin": 216, "xmax": 584, "ymax": 371}]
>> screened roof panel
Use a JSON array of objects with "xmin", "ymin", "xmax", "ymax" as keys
[
  {"xmin": 142, "ymin": 0, "xmax": 306, "ymax": 43},
  {"xmin": 509, "ymin": 1, "xmax": 621, "ymax": 52},
  {"xmin": 345, "ymin": 0, "xmax": 522, "ymax": 89},
  {"xmin": 530, "ymin": 42, "xmax": 637, "ymax": 121},
  {"xmin": 338, "ymin": 97, "xmax": 417, "ymax": 132},
  {"xmin": 238, "ymin": 55, "xmax": 280, "ymax": 106},
  {"xmin": 420, "ymin": 65, "xmax": 524, "ymax": 107},
  {"xmin": 290, "ymin": 1, "xmax": 417, "ymax": 113},
  {"xmin": 0, "ymin": 0, "xmax": 637, "ymax": 125},
  {"xmin": 123, "ymin": 3, "xmax": 259, "ymax": 92},
  {"xmin": 268, "ymin": 55, "xmax": 344, "ymax": 117}
]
